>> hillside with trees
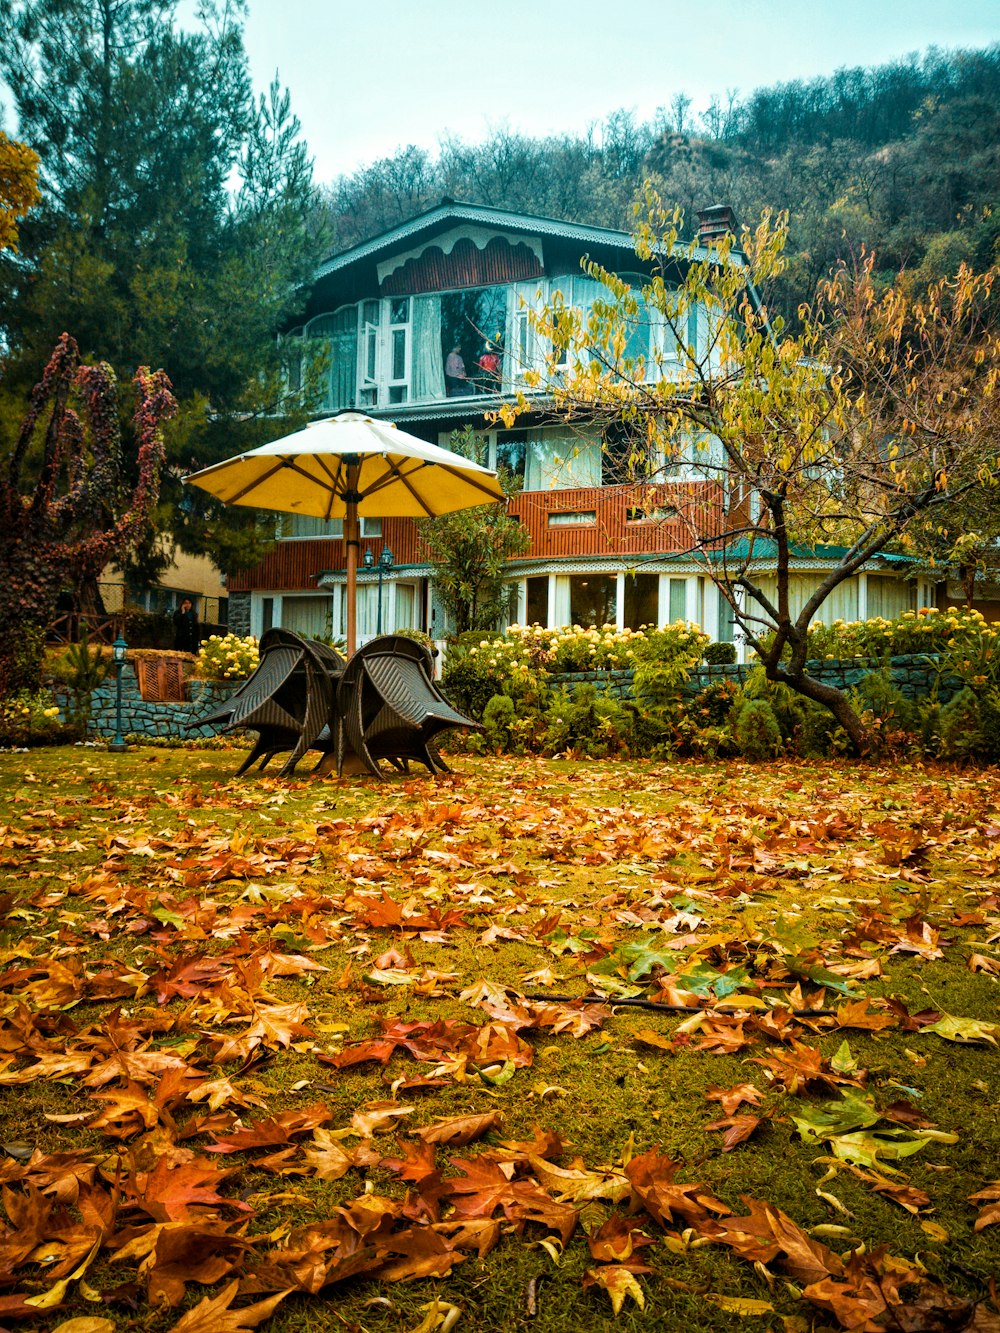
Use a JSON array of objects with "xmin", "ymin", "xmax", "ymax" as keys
[{"xmin": 322, "ymin": 44, "xmax": 1000, "ymax": 315}]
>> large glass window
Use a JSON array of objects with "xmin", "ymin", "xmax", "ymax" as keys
[
  {"xmin": 440, "ymin": 285, "xmax": 508, "ymax": 397},
  {"xmin": 624, "ymin": 573, "xmax": 658, "ymax": 629},
  {"xmin": 524, "ymin": 428, "xmax": 601, "ymax": 491},
  {"xmin": 279, "ymin": 515, "xmax": 382, "ymax": 539},
  {"xmin": 525, "ymin": 576, "xmax": 548, "ymax": 626},
  {"xmin": 305, "ymin": 308, "xmax": 357, "ymax": 413},
  {"xmin": 668, "ymin": 577, "xmax": 687, "ymax": 622},
  {"xmin": 569, "ymin": 575, "xmax": 616, "ymax": 628},
  {"xmin": 495, "ymin": 432, "xmax": 527, "ymax": 484},
  {"xmin": 281, "ymin": 595, "xmax": 333, "ymax": 638}
]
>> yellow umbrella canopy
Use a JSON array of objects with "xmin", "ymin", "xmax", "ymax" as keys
[{"xmin": 184, "ymin": 413, "xmax": 505, "ymax": 654}]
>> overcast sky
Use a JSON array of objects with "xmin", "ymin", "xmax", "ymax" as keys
[{"xmin": 237, "ymin": 0, "xmax": 1000, "ymax": 184}]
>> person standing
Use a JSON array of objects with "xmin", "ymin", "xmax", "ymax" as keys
[{"xmin": 173, "ymin": 597, "xmax": 200, "ymax": 653}]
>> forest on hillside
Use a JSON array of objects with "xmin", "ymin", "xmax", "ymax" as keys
[{"xmin": 323, "ymin": 43, "xmax": 1000, "ymax": 312}]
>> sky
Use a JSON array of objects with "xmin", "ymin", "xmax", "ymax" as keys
[{"xmin": 235, "ymin": 0, "xmax": 1000, "ymax": 185}]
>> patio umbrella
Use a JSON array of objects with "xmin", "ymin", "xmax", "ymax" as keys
[{"xmin": 184, "ymin": 412, "xmax": 505, "ymax": 654}]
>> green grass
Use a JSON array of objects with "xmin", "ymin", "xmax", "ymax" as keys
[{"xmin": 0, "ymin": 747, "xmax": 998, "ymax": 1331}]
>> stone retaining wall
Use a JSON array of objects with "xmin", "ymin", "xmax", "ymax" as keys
[
  {"xmin": 60, "ymin": 669, "xmax": 240, "ymax": 740},
  {"xmin": 549, "ymin": 654, "xmax": 958, "ymax": 703}
]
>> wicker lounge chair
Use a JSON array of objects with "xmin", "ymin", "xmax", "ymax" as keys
[
  {"xmin": 335, "ymin": 635, "xmax": 481, "ymax": 779},
  {"xmin": 192, "ymin": 629, "xmax": 345, "ymax": 776}
]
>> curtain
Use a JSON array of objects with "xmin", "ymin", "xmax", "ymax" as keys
[
  {"xmin": 329, "ymin": 308, "xmax": 356, "ymax": 411},
  {"xmin": 307, "ymin": 309, "xmax": 356, "ymax": 412},
  {"xmin": 412, "ymin": 295, "xmax": 444, "ymax": 401},
  {"xmin": 552, "ymin": 577, "xmax": 571, "ymax": 627},
  {"xmin": 867, "ymin": 575, "xmax": 913, "ymax": 618},
  {"xmin": 525, "ymin": 430, "xmax": 602, "ymax": 490},
  {"xmin": 281, "ymin": 596, "xmax": 333, "ymax": 638}
]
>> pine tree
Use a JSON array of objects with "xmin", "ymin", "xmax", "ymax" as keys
[{"xmin": 0, "ymin": 0, "xmax": 326, "ymax": 575}]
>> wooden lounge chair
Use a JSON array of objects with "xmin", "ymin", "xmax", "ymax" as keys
[
  {"xmin": 192, "ymin": 629, "xmax": 345, "ymax": 776},
  {"xmin": 335, "ymin": 635, "xmax": 481, "ymax": 779}
]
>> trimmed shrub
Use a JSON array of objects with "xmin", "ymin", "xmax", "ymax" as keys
[
  {"xmin": 541, "ymin": 684, "xmax": 634, "ymax": 759},
  {"xmin": 978, "ymin": 690, "xmax": 1000, "ymax": 764},
  {"xmin": 482, "ymin": 693, "xmax": 517, "ymax": 752},
  {"xmin": 938, "ymin": 687, "xmax": 983, "ymax": 761},
  {"xmin": 703, "ymin": 641, "xmax": 737, "ymax": 665},
  {"xmin": 734, "ymin": 698, "xmax": 783, "ymax": 760},
  {"xmin": 851, "ymin": 671, "xmax": 920, "ymax": 733}
]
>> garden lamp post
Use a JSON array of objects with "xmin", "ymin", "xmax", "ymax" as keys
[
  {"xmin": 363, "ymin": 545, "xmax": 394, "ymax": 634},
  {"xmin": 108, "ymin": 634, "xmax": 129, "ymax": 753}
]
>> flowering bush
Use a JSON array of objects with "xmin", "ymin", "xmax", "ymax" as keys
[
  {"xmin": 0, "ymin": 688, "xmax": 68, "ymax": 747},
  {"xmin": 805, "ymin": 606, "xmax": 999, "ymax": 691},
  {"xmin": 441, "ymin": 633, "xmax": 547, "ymax": 720},
  {"xmin": 195, "ymin": 634, "xmax": 259, "ymax": 681}
]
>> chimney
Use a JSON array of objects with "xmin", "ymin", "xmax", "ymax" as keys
[{"xmin": 696, "ymin": 204, "xmax": 739, "ymax": 248}]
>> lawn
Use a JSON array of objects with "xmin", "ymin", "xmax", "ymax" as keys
[{"xmin": 0, "ymin": 746, "xmax": 998, "ymax": 1333}]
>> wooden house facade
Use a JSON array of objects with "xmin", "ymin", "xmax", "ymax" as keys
[{"xmin": 226, "ymin": 202, "xmax": 931, "ymax": 653}]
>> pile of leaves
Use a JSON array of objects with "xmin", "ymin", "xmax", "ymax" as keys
[{"xmin": 0, "ymin": 750, "xmax": 998, "ymax": 1331}]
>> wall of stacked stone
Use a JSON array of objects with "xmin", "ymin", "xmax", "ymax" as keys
[
  {"xmin": 227, "ymin": 592, "xmax": 252, "ymax": 638},
  {"xmin": 548, "ymin": 654, "xmax": 959, "ymax": 704},
  {"xmin": 55, "ymin": 669, "xmax": 242, "ymax": 740}
]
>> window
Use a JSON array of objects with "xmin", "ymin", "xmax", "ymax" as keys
[
  {"xmin": 626, "ymin": 505, "xmax": 679, "ymax": 523},
  {"xmin": 624, "ymin": 573, "xmax": 658, "ymax": 628},
  {"xmin": 279, "ymin": 515, "xmax": 382, "ymax": 540},
  {"xmin": 525, "ymin": 577, "xmax": 548, "ymax": 626},
  {"xmin": 358, "ymin": 300, "xmax": 381, "ymax": 406},
  {"xmin": 305, "ymin": 308, "xmax": 357, "ymax": 413},
  {"xmin": 281, "ymin": 595, "xmax": 333, "ymax": 638},
  {"xmin": 548, "ymin": 510, "xmax": 596, "ymax": 527},
  {"xmin": 569, "ymin": 575, "xmax": 616, "ymax": 628},
  {"xmin": 440, "ymin": 285, "xmax": 508, "ymax": 397},
  {"xmin": 387, "ymin": 297, "xmax": 410, "ymax": 404},
  {"xmin": 524, "ymin": 428, "xmax": 601, "ymax": 491},
  {"xmin": 495, "ymin": 432, "xmax": 527, "ymax": 484},
  {"xmin": 668, "ymin": 577, "xmax": 687, "ymax": 622},
  {"xmin": 394, "ymin": 582, "xmax": 418, "ymax": 630}
]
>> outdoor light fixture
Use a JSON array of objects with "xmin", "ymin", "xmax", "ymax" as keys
[
  {"xmin": 375, "ymin": 545, "xmax": 394, "ymax": 635},
  {"xmin": 362, "ymin": 548, "xmax": 375, "ymax": 570},
  {"xmin": 108, "ymin": 634, "xmax": 129, "ymax": 753}
]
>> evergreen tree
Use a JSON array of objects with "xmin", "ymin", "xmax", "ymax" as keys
[{"xmin": 0, "ymin": 0, "xmax": 326, "ymax": 577}]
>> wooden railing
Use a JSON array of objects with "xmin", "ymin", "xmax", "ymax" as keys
[{"xmin": 46, "ymin": 612, "xmax": 125, "ymax": 646}]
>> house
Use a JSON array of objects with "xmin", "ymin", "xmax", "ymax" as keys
[{"xmin": 224, "ymin": 202, "xmax": 934, "ymax": 655}]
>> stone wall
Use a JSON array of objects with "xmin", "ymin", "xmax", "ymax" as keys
[
  {"xmin": 549, "ymin": 654, "xmax": 958, "ymax": 703},
  {"xmin": 65, "ymin": 668, "xmax": 240, "ymax": 740},
  {"xmin": 227, "ymin": 592, "xmax": 252, "ymax": 638}
]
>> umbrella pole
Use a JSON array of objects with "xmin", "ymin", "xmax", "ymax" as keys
[{"xmin": 344, "ymin": 461, "xmax": 360, "ymax": 657}]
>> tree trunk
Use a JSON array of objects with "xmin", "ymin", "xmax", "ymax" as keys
[
  {"xmin": 766, "ymin": 660, "xmax": 871, "ymax": 755},
  {"xmin": 959, "ymin": 562, "xmax": 977, "ymax": 609}
]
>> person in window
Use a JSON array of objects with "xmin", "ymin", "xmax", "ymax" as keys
[
  {"xmin": 476, "ymin": 342, "xmax": 501, "ymax": 391},
  {"xmin": 173, "ymin": 597, "xmax": 200, "ymax": 654},
  {"xmin": 445, "ymin": 344, "xmax": 472, "ymax": 396}
]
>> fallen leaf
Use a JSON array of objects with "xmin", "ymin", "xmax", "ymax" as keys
[
  {"xmin": 412, "ymin": 1113, "xmax": 500, "ymax": 1147},
  {"xmin": 583, "ymin": 1264, "xmax": 647, "ymax": 1314},
  {"xmin": 166, "ymin": 1281, "xmax": 290, "ymax": 1331}
]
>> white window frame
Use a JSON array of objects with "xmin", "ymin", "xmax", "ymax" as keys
[
  {"xmin": 385, "ymin": 296, "xmax": 411, "ymax": 404},
  {"xmin": 278, "ymin": 515, "xmax": 383, "ymax": 541}
]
